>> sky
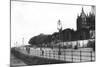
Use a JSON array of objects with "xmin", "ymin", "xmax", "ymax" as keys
[{"xmin": 11, "ymin": 0, "xmax": 92, "ymax": 47}]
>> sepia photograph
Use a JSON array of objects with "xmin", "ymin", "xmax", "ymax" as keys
[{"xmin": 10, "ymin": 0, "xmax": 95, "ymax": 67}]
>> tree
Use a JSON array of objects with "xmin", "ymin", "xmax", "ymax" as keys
[{"xmin": 28, "ymin": 34, "xmax": 50, "ymax": 47}]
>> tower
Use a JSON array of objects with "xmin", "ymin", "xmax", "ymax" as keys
[
  {"xmin": 57, "ymin": 19, "xmax": 62, "ymax": 32},
  {"xmin": 76, "ymin": 6, "xmax": 95, "ymax": 39},
  {"xmin": 77, "ymin": 7, "xmax": 87, "ymax": 30},
  {"xmin": 91, "ymin": 6, "xmax": 96, "ymax": 16}
]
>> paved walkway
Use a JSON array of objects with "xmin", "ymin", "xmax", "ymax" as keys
[
  {"xmin": 11, "ymin": 48, "xmax": 67, "ymax": 66},
  {"xmin": 10, "ymin": 54, "xmax": 27, "ymax": 66}
]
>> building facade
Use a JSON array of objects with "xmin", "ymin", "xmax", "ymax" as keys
[{"xmin": 76, "ymin": 6, "xmax": 95, "ymax": 39}]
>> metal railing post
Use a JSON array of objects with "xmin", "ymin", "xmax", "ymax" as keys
[
  {"xmin": 80, "ymin": 50, "xmax": 82, "ymax": 62},
  {"xmin": 71, "ymin": 50, "xmax": 73, "ymax": 62},
  {"xmin": 91, "ymin": 51, "xmax": 93, "ymax": 61}
]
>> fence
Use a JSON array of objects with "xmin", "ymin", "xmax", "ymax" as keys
[{"xmin": 17, "ymin": 47, "xmax": 95, "ymax": 63}]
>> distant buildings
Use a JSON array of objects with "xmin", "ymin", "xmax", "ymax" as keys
[
  {"xmin": 76, "ymin": 6, "xmax": 95, "ymax": 39},
  {"xmin": 52, "ymin": 6, "xmax": 95, "ymax": 42},
  {"xmin": 29, "ymin": 6, "xmax": 95, "ymax": 46}
]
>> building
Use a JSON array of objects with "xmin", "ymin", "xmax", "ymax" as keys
[{"xmin": 76, "ymin": 6, "xmax": 95, "ymax": 39}]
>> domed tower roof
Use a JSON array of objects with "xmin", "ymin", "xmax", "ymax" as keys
[{"xmin": 57, "ymin": 19, "xmax": 62, "ymax": 31}]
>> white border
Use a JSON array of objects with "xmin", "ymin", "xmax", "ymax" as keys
[{"xmin": 0, "ymin": 0, "xmax": 98, "ymax": 67}]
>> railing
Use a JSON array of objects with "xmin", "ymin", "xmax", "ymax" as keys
[{"xmin": 18, "ymin": 47, "xmax": 95, "ymax": 63}]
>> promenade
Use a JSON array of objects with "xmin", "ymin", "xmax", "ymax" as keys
[
  {"xmin": 12, "ymin": 46, "xmax": 95, "ymax": 63},
  {"xmin": 11, "ymin": 47, "xmax": 67, "ymax": 66}
]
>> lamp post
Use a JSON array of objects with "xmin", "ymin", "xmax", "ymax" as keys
[
  {"xmin": 22, "ymin": 37, "xmax": 24, "ymax": 45},
  {"xmin": 57, "ymin": 19, "xmax": 62, "ymax": 56}
]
